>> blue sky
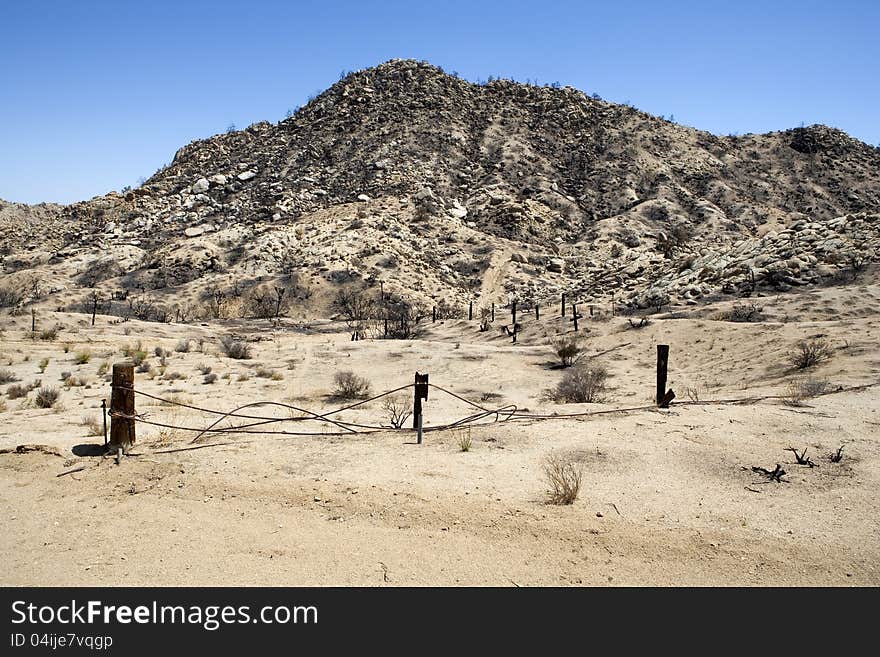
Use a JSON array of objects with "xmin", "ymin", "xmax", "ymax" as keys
[{"xmin": 1, "ymin": 0, "xmax": 877, "ymax": 204}]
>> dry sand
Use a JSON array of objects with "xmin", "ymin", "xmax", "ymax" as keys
[{"xmin": 1, "ymin": 284, "xmax": 879, "ymax": 586}]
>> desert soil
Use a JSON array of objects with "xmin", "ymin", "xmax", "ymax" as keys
[{"xmin": 1, "ymin": 285, "xmax": 879, "ymax": 586}]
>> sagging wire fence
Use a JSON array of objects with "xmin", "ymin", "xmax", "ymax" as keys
[{"xmin": 101, "ymin": 347, "xmax": 880, "ymax": 462}]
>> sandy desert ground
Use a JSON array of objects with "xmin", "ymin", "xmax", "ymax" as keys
[{"xmin": 1, "ymin": 283, "xmax": 879, "ymax": 586}]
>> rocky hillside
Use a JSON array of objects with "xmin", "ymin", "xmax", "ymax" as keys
[{"xmin": 1, "ymin": 59, "xmax": 879, "ymax": 318}]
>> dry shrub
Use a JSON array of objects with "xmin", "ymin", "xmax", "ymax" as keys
[
  {"xmin": 720, "ymin": 302, "xmax": 764, "ymax": 322},
  {"xmin": 789, "ymin": 338, "xmax": 832, "ymax": 370},
  {"xmin": 550, "ymin": 334, "xmax": 583, "ymax": 367},
  {"xmin": 548, "ymin": 363, "xmax": 608, "ymax": 403},
  {"xmin": 333, "ymin": 370, "xmax": 372, "ymax": 399},
  {"xmin": 543, "ymin": 453, "xmax": 583, "ymax": 505},
  {"xmin": 38, "ymin": 327, "xmax": 58, "ymax": 341},
  {"xmin": 220, "ymin": 336, "xmax": 252, "ymax": 359},
  {"xmin": 457, "ymin": 428, "xmax": 472, "ymax": 452},
  {"xmin": 74, "ymin": 349, "xmax": 92, "ymax": 364},
  {"xmin": 203, "ymin": 373, "xmax": 218, "ymax": 385},
  {"xmin": 175, "ymin": 339, "xmax": 191, "ymax": 353},
  {"xmin": 382, "ymin": 395, "xmax": 412, "ymax": 428},
  {"xmin": 783, "ymin": 378, "xmax": 830, "ymax": 406}
]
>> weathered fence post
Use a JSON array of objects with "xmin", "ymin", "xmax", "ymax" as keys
[
  {"xmin": 561, "ymin": 293, "xmax": 566, "ymax": 317},
  {"xmin": 535, "ymin": 302, "xmax": 540, "ymax": 321},
  {"xmin": 589, "ymin": 305, "xmax": 594, "ymax": 317},
  {"xmin": 413, "ymin": 372, "xmax": 429, "ymax": 444},
  {"xmin": 656, "ymin": 345, "xmax": 675, "ymax": 408},
  {"xmin": 491, "ymin": 303, "xmax": 495, "ymax": 322},
  {"xmin": 31, "ymin": 308, "xmax": 36, "ymax": 335},
  {"xmin": 110, "ymin": 362, "xmax": 135, "ymax": 463},
  {"xmin": 511, "ymin": 300, "xmax": 517, "ymax": 326},
  {"xmin": 468, "ymin": 301, "xmax": 473, "ymax": 321},
  {"xmin": 432, "ymin": 306, "xmax": 436, "ymax": 323},
  {"xmin": 572, "ymin": 303, "xmax": 579, "ymax": 331}
]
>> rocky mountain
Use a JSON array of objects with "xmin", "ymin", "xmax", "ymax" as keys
[{"xmin": 1, "ymin": 59, "xmax": 879, "ymax": 319}]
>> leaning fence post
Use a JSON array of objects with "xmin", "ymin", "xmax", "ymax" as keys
[
  {"xmin": 656, "ymin": 344, "xmax": 675, "ymax": 408},
  {"xmin": 110, "ymin": 362, "xmax": 136, "ymax": 463}
]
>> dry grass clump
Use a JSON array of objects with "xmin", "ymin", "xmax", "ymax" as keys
[
  {"xmin": 35, "ymin": 386, "xmax": 60, "ymax": 408},
  {"xmin": 457, "ymin": 428, "xmax": 473, "ymax": 452},
  {"xmin": 789, "ymin": 338, "xmax": 832, "ymax": 370},
  {"xmin": 38, "ymin": 327, "xmax": 58, "ymax": 341},
  {"xmin": 203, "ymin": 373, "xmax": 218, "ymax": 384},
  {"xmin": 220, "ymin": 336, "xmax": 252, "ymax": 359},
  {"xmin": 333, "ymin": 370, "xmax": 372, "ymax": 399},
  {"xmin": 0, "ymin": 368, "xmax": 18, "ymax": 384},
  {"xmin": 719, "ymin": 302, "xmax": 764, "ymax": 322},
  {"xmin": 546, "ymin": 362, "xmax": 608, "ymax": 403},
  {"xmin": 97, "ymin": 361, "xmax": 110, "ymax": 376},
  {"xmin": 80, "ymin": 415, "xmax": 103, "ymax": 436},
  {"xmin": 543, "ymin": 452, "xmax": 584, "ymax": 505},
  {"xmin": 174, "ymin": 339, "xmax": 191, "ymax": 353},
  {"xmin": 38, "ymin": 358, "xmax": 49, "ymax": 373},
  {"xmin": 197, "ymin": 363, "xmax": 212, "ymax": 375},
  {"xmin": 550, "ymin": 335, "xmax": 583, "ymax": 367},
  {"xmin": 6, "ymin": 383, "xmax": 29, "ymax": 399},
  {"xmin": 382, "ymin": 395, "xmax": 412, "ymax": 428},
  {"xmin": 74, "ymin": 349, "xmax": 92, "ymax": 364}
]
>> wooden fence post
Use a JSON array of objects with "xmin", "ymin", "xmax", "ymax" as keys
[
  {"xmin": 491, "ymin": 303, "xmax": 495, "ymax": 322},
  {"xmin": 432, "ymin": 306, "xmax": 436, "ymax": 323},
  {"xmin": 561, "ymin": 293, "xmax": 566, "ymax": 317},
  {"xmin": 110, "ymin": 362, "xmax": 135, "ymax": 463},
  {"xmin": 656, "ymin": 345, "xmax": 675, "ymax": 408},
  {"xmin": 572, "ymin": 303, "xmax": 578, "ymax": 331},
  {"xmin": 468, "ymin": 301, "xmax": 473, "ymax": 321},
  {"xmin": 535, "ymin": 302, "xmax": 540, "ymax": 321},
  {"xmin": 512, "ymin": 300, "xmax": 517, "ymax": 326}
]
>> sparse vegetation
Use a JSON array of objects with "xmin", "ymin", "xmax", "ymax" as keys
[
  {"xmin": 457, "ymin": 428, "xmax": 472, "ymax": 452},
  {"xmin": 74, "ymin": 349, "xmax": 92, "ymax": 364},
  {"xmin": 543, "ymin": 453, "xmax": 583, "ymax": 505},
  {"xmin": 175, "ymin": 339, "xmax": 191, "ymax": 353},
  {"xmin": 720, "ymin": 302, "xmax": 764, "ymax": 323},
  {"xmin": 38, "ymin": 327, "xmax": 58, "ymax": 341},
  {"xmin": 333, "ymin": 370, "xmax": 372, "ymax": 399},
  {"xmin": 789, "ymin": 338, "xmax": 832, "ymax": 370},
  {"xmin": 97, "ymin": 361, "xmax": 110, "ymax": 376},
  {"xmin": 203, "ymin": 373, "xmax": 218, "ymax": 384},
  {"xmin": 38, "ymin": 358, "xmax": 49, "ymax": 373}
]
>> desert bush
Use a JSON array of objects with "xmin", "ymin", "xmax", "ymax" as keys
[
  {"xmin": 382, "ymin": 395, "xmax": 412, "ymax": 428},
  {"xmin": 174, "ymin": 339, "xmax": 191, "ymax": 353},
  {"xmin": 97, "ymin": 361, "xmax": 110, "ymax": 376},
  {"xmin": 783, "ymin": 378, "xmax": 830, "ymax": 406},
  {"xmin": 35, "ymin": 386, "xmax": 60, "ymax": 408},
  {"xmin": 548, "ymin": 363, "xmax": 608, "ymax": 403},
  {"xmin": 543, "ymin": 453, "xmax": 583, "ymax": 505},
  {"xmin": 154, "ymin": 346, "xmax": 169, "ymax": 357},
  {"xmin": 38, "ymin": 327, "xmax": 58, "ymax": 341},
  {"xmin": 74, "ymin": 349, "xmax": 92, "ymax": 364},
  {"xmin": 333, "ymin": 370, "xmax": 372, "ymax": 399},
  {"xmin": 220, "ymin": 336, "xmax": 252, "ymax": 359},
  {"xmin": 720, "ymin": 302, "xmax": 764, "ymax": 323},
  {"xmin": 203, "ymin": 373, "xmax": 218, "ymax": 384},
  {"xmin": 80, "ymin": 415, "xmax": 102, "ymax": 436},
  {"xmin": 135, "ymin": 361, "xmax": 151, "ymax": 373},
  {"xmin": 0, "ymin": 285, "xmax": 24, "ymax": 308},
  {"xmin": 0, "ymin": 369, "xmax": 18, "ymax": 384},
  {"xmin": 6, "ymin": 384, "xmax": 27, "ymax": 399},
  {"xmin": 0, "ymin": 399, "xmax": 6, "ymax": 412},
  {"xmin": 197, "ymin": 363, "xmax": 212, "ymax": 375},
  {"xmin": 550, "ymin": 335, "xmax": 583, "ymax": 367},
  {"xmin": 789, "ymin": 338, "xmax": 832, "ymax": 370},
  {"xmin": 385, "ymin": 297, "xmax": 426, "ymax": 339},
  {"xmin": 255, "ymin": 367, "xmax": 283, "ymax": 380},
  {"xmin": 38, "ymin": 358, "xmax": 49, "ymax": 373}
]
